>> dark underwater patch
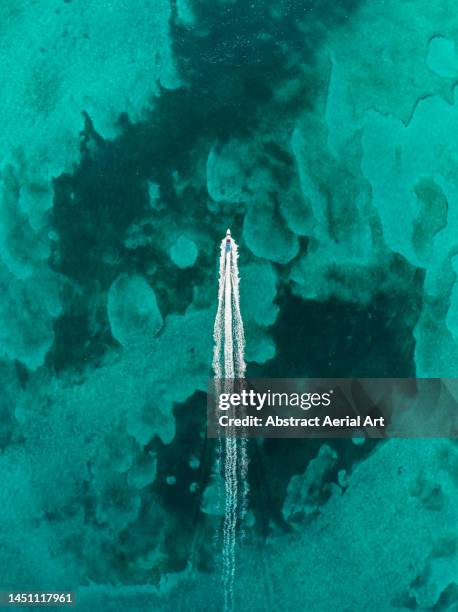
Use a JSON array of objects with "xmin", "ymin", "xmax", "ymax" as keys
[
  {"xmin": 47, "ymin": 0, "xmax": 405, "ymax": 563},
  {"xmin": 49, "ymin": 0, "xmax": 363, "ymax": 372},
  {"xmin": 244, "ymin": 265, "xmax": 424, "ymax": 532},
  {"xmin": 264, "ymin": 280, "xmax": 422, "ymax": 380}
]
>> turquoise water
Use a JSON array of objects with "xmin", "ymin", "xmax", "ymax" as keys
[{"xmin": 0, "ymin": 1, "xmax": 457, "ymax": 610}]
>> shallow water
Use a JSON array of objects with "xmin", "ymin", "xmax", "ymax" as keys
[{"xmin": 0, "ymin": 1, "xmax": 457, "ymax": 610}]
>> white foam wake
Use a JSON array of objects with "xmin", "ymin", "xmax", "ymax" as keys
[{"xmin": 212, "ymin": 232, "xmax": 247, "ymax": 612}]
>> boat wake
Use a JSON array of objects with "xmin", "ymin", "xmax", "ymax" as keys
[{"xmin": 212, "ymin": 229, "xmax": 248, "ymax": 612}]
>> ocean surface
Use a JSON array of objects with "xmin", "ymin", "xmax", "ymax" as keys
[{"xmin": 0, "ymin": 1, "xmax": 456, "ymax": 610}]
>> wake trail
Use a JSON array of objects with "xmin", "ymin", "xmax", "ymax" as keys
[{"xmin": 212, "ymin": 230, "xmax": 247, "ymax": 612}]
